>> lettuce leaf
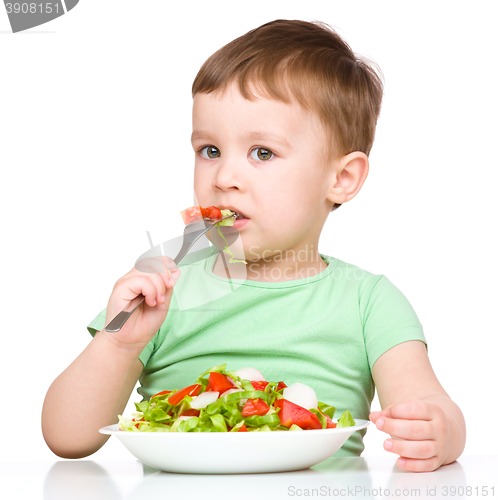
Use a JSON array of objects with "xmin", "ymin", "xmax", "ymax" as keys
[
  {"xmin": 216, "ymin": 225, "xmax": 247, "ymax": 264},
  {"xmin": 337, "ymin": 410, "xmax": 355, "ymax": 428}
]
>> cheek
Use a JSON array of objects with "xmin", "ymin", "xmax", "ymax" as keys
[
  {"xmin": 193, "ymin": 167, "xmax": 210, "ymax": 198},
  {"xmin": 264, "ymin": 184, "xmax": 318, "ymax": 233},
  {"xmin": 268, "ymin": 175, "xmax": 316, "ymax": 211}
]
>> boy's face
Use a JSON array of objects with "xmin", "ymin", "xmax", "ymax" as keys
[{"xmin": 192, "ymin": 82, "xmax": 337, "ymax": 261}]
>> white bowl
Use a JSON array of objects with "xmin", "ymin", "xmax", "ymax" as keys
[{"xmin": 99, "ymin": 419, "xmax": 369, "ymax": 474}]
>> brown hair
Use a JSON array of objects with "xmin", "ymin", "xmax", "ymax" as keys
[{"xmin": 192, "ymin": 19, "xmax": 384, "ymax": 211}]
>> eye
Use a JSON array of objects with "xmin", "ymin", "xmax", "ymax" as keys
[
  {"xmin": 250, "ymin": 147, "xmax": 274, "ymax": 161},
  {"xmin": 200, "ymin": 146, "xmax": 221, "ymax": 159}
]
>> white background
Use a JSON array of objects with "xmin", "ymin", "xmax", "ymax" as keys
[{"xmin": 1, "ymin": 0, "xmax": 497, "ymax": 463}]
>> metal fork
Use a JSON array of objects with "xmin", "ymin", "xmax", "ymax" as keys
[{"xmin": 104, "ymin": 214, "xmax": 236, "ymax": 332}]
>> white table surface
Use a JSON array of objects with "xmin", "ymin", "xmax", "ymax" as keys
[{"xmin": 2, "ymin": 455, "xmax": 496, "ymax": 500}]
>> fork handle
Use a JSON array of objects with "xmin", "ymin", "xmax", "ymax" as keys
[{"xmin": 105, "ymin": 295, "xmax": 145, "ymax": 332}]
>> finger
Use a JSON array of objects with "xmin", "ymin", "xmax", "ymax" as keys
[
  {"xmin": 122, "ymin": 275, "xmax": 160, "ymax": 307},
  {"xmin": 370, "ymin": 405, "xmax": 394, "ymax": 421},
  {"xmin": 155, "ymin": 256, "xmax": 180, "ymax": 288},
  {"xmin": 168, "ymin": 265, "xmax": 181, "ymax": 287},
  {"xmin": 143, "ymin": 255, "xmax": 179, "ymax": 287},
  {"xmin": 376, "ymin": 416, "xmax": 434, "ymax": 440},
  {"xmin": 145, "ymin": 258, "xmax": 181, "ymax": 301},
  {"xmin": 384, "ymin": 438, "xmax": 437, "ymax": 460},
  {"xmin": 145, "ymin": 270, "xmax": 168, "ymax": 304},
  {"xmin": 369, "ymin": 411, "xmax": 386, "ymax": 423},
  {"xmin": 396, "ymin": 456, "xmax": 441, "ymax": 473},
  {"xmin": 134, "ymin": 255, "xmax": 173, "ymax": 292},
  {"xmin": 386, "ymin": 400, "xmax": 435, "ymax": 421},
  {"xmin": 163, "ymin": 255, "xmax": 178, "ymax": 273},
  {"xmin": 163, "ymin": 255, "xmax": 180, "ymax": 288}
]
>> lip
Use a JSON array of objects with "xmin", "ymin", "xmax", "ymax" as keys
[{"xmin": 232, "ymin": 218, "xmax": 250, "ymax": 229}]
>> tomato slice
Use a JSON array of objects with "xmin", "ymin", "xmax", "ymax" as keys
[
  {"xmin": 168, "ymin": 384, "xmax": 202, "ymax": 406},
  {"xmin": 209, "ymin": 372, "xmax": 236, "ymax": 395},
  {"xmin": 273, "ymin": 398, "xmax": 322, "ymax": 430},
  {"xmin": 317, "ymin": 410, "xmax": 337, "ymax": 428},
  {"xmin": 241, "ymin": 398, "xmax": 270, "ymax": 417},
  {"xmin": 205, "ymin": 383, "xmax": 213, "ymax": 392},
  {"xmin": 179, "ymin": 408, "xmax": 201, "ymax": 417},
  {"xmin": 250, "ymin": 381, "xmax": 269, "ymax": 391},
  {"xmin": 180, "ymin": 206, "xmax": 203, "ymax": 224},
  {"xmin": 181, "ymin": 205, "xmax": 224, "ymax": 224},
  {"xmin": 151, "ymin": 389, "xmax": 172, "ymax": 399},
  {"xmin": 238, "ymin": 423, "xmax": 248, "ymax": 432},
  {"xmin": 326, "ymin": 418, "xmax": 337, "ymax": 429},
  {"xmin": 132, "ymin": 417, "xmax": 145, "ymax": 429},
  {"xmin": 204, "ymin": 206, "xmax": 222, "ymax": 220},
  {"xmin": 276, "ymin": 381, "xmax": 287, "ymax": 391}
]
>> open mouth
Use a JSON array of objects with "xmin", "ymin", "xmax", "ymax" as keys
[{"xmin": 220, "ymin": 207, "xmax": 249, "ymax": 220}]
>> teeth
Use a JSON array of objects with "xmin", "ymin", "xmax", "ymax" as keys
[{"xmin": 225, "ymin": 209, "xmax": 247, "ymax": 219}]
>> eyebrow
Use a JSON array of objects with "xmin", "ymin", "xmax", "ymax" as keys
[
  {"xmin": 191, "ymin": 131, "xmax": 292, "ymax": 149},
  {"xmin": 248, "ymin": 132, "xmax": 292, "ymax": 149}
]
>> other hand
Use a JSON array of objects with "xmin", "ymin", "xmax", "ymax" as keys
[{"xmin": 369, "ymin": 399, "xmax": 451, "ymax": 472}]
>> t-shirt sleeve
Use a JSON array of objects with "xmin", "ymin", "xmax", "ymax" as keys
[
  {"xmin": 86, "ymin": 308, "xmax": 155, "ymax": 367},
  {"xmin": 362, "ymin": 275, "xmax": 427, "ymax": 372}
]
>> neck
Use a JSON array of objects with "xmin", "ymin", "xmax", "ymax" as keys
[{"xmin": 213, "ymin": 244, "xmax": 327, "ymax": 283}]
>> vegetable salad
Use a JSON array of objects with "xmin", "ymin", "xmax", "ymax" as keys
[{"xmin": 118, "ymin": 365, "xmax": 355, "ymax": 433}]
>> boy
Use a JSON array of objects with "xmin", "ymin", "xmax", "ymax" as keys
[{"xmin": 42, "ymin": 20, "xmax": 465, "ymax": 471}]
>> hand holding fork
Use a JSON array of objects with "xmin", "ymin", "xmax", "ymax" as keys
[{"xmin": 103, "ymin": 214, "xmax": 237, "ymax": 337}]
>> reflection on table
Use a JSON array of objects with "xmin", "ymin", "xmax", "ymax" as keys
[{"xmin": 34, "ymin": 455, "xmax": 494, "ymax": 500}]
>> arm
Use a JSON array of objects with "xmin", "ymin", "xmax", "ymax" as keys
[
  {"xmin": 42, "ymin": 332, "xmax": 144, "ymax": 459},
  {"xmin": 369, "ymin": 340, "xmax": 466, "ymax": 472}
]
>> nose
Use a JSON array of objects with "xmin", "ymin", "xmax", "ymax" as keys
[{"xmin": 212, "ymin": 156, "xmax": 243, "ymax": 192}]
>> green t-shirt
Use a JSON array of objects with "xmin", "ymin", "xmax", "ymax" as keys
[{"xmin": 87, "ymin": 250, "xmax": 426, "ymax": 456}]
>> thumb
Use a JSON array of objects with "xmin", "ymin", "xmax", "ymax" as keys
[
  {"xmin": 160, "ymin": 255, "xmax": 181, "ymax": 288},
  {"xmin": 169, "ymin": 266, "xmax": 181, "ymax": 287},
  {"xmin": 370, "ymin": 405, "xmax": 393, "ymax": 420}
]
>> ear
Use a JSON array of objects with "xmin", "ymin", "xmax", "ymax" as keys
[{"xmin": 326, "ymin": 151, "xmax": 369, "ymax": 205}]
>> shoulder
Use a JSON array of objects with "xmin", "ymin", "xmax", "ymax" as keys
[
  {"xmin": 320, "ymin": 253, "xmax": 384, "ymax": 292},
  {"xmin": 319, "ymin": 254, "xmax": 415, "ymax": 316}
]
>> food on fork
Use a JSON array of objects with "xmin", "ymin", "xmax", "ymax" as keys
[
  {"xmin": 118, "ymin": 364, "xmax": 355, "ymax": 433},
  {"xmin": 179, "ymin": 206, "xmax": 248, "ymax": 264},
  {"xmin": 180, "ymin": 205, "xmax": 250, "ymax": 226},
  {"xmin": 181, "ymin": 205, "xmax": 238, "ymax": 225}
]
